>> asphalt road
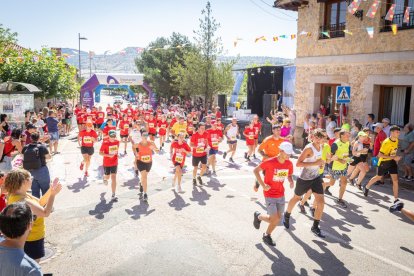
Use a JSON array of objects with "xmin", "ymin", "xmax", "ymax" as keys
[{"xmin": 39, "ymin": 96, "xmax": 414, "ymax": 276}]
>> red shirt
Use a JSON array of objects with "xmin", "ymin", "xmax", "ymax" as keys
[
  {"xmin": 147, "ymin": 119, "xmax": 157, "ymax": 134},
  {"xmin": 186, "ymin": 122, "xmax": 195, "ymax": 135},
  {"xmin": 191, "ymin": 131, "xmax": 209, "ymax": 157},
  {"xmin": 0, "ymin": 194, "xmax": 6, "ymax": 213},
  {"xmin": 253, "ymin": 122, "xmax": 262, "ymax": 139},
  {"xmin": 106, "ymin": 107, "xmax": 112, "ymax": 113},
  {"xmin": 96, "ymin": 111, "xmax": 105, "ymax": 124},
  {"xmin": 374, "ymin": 130, "xmax": 387, "ymax": 157},
  {"xmin": 76, "ymin": 111, "xmax": 85, "ymax": 123},
  {"xmin": 103, "ymin": 125, "xmax": 116, "ymax": 136},
  {"xmin": 244, "ymin": 127, "xmax": 256, "ymax": 145},
  {"xmin": 169, "ymin": 118, "xmax": 177, "ymax": 128},
  {"xmin": 215, "ymin": 111, "xmax": 222, "ymax": 119},
  {"xmin": 79, "ymin": 129, "xmax": 98, "ymax": 147},
  {"xmin": 260, "ymin": 157, "xmax": 293, "ymax": 198},
  {"xmin": 100, "ymin": 139, "xmax": 120, "ymax": 167},
  {"xmin": 216, "ymin": 123, "xmax": 224, "ymax": 132},
  {"xmin": 158, "ymin": 121, "xmax": 168, "ymax": 136},
  {"xmin": 171, "ymin": 141, "xmax": 191, "ymax": 166},
  {"xmin": 119, "ymin": 120, "xmax": 130, "ymax": 136},
  {"xmin": 207, "ymin": 129, "xmax": 222, "ymax": 150}
]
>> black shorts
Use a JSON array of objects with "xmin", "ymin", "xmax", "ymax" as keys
[
  {"xmin": 103, "ymin": 165, "xmax": 118, "ymax": 175},
  {"xmin": 81, "ymin": 146, "xmax": 94, "ymax": 155},
  {"xmin": 137, "ymin": 160, "xmax": 152, "ymax": 172},
  {"xmin": 120, "ymin": 134, "xmax": 129, "ymax": 138},
  {"xmin": 377, "ymin": 160, "xmax": 398, "ymax": 176},
  {"xmin": 294, "ymin": 177, "xmax": 324, "ymax": 196},
  {"xmin": 174, "ymin": 162, "xmax": 184, "ymax": 168},
  {"xmin": 95, "ymin": 123, "xmax": 103, "ymax": 129},
  {"xmin": 359, "ymin": 154, "xmax": 368, "ymax": 163},
  {"xmin": 227, "ymin": 140, "xmax": 237, "ymax": 145},
  {"xmin": 24, "ymin": 238, "xmax": 45, "ymax": 260},
  {"xmin": 192, "ymin": 155, "xmax": 207, "ymax": 167},
  {"xmin": 350, "ymin": 156, "xmax": 361, "ymax": 166}
]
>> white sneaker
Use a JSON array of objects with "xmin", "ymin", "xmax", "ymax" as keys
[
  {"xmin": 177, "ymin": 185, "xmax": 182, "ymax": 193},
  {"xmin": 103, "ymin": 179, "xmax": 108, "ymax": 185}
]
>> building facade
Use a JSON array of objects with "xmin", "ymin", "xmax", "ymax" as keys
[{"xmin": 275, "ymin": 0, "xmax": 414, "ymax": 139}]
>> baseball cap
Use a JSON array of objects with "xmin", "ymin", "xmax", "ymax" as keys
[
  {"xmin": 279, "ymin": 142, "xmax": 294, "ymax": 155},
  {"xmin": 357, "ymin": 131, "xmax": 368, "ymax": 137},
  {"xmin": 373, "ymin": 123, "xmax": 383, "ymax": 128},
  {"xmin": 390, "ymin": 125, "xmax": 400, "ymax": 132},
  {"xmin": 108, "ymin": 130, "xmax": 116, "ymax": 137}
]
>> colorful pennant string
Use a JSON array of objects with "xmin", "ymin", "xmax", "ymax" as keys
[
  {"xmin": 385, "ymin": 4, "xmax": 396, "ymax": 21},
  {"xmin": 366, "ymin": 0, "xmax": 379, "ymax": 18},
  {"xmin": 348, "ymin": 0, "xmax": 362, "ymax": 15}
]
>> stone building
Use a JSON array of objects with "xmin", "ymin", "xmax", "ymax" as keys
[{"xmin": 274, "ymin": 0, "xmax": 414, "ymax": 141}]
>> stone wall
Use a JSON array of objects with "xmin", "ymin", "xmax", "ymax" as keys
[{"xmin": 297, "ymin": 1, "xmax": 414, "ymax": 57}]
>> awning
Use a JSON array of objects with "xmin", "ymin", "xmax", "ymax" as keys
[{"xmin": 0, "ymin": 81, "xmax": 42, "ymax": 93}]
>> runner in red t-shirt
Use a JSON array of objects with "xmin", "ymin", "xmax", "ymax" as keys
[
  {"xmin": 170, "ymin": 133, "xmax": 192, "ymax": 192},
  {"xmin": 146, "ymin": 113, "xmax": 157, "ymax": 141},
  {"xmin": 207, "ymin": 122, "xmax": 223, "ymax": 175},
  {"xmin": 253, "ymin": 115, "xmax": 262, "ymax": 159},
  {"xmin": 95, "ymin": 106, "xmax": 105, "ymax": 141},
  {"xmin": 99, "ymin": 130, "xmax": 120, "ymax": 201},
  {"xmin": 215, "ymin": 106, "xmax": 222, "ymax": 119},
  {"xmin": 215, "ymin": 117, "xmax": 224, "ymax": 133},
  {"xmin": 102, "ymin": 119, "xmax": 117, "ymax": 139},
  {"xmin": 186, "ymin": 116, "xmax": 195, "ymax": 137},
  {"xmin": 157, "ymin": 115, "xmax": 168, "ymax": 151},
  {"xmin": 76, "ymin": 108, "xmax": 86, "ymax": 131},
  {"xmin": 190, "ymin": 123, "xmax": 210, "ymax": 186},
  {"xmin": 0, "ymin": 172, "xmax": 6, "ymax": 212},
  {"xmin": 119, "ymin": 114, "xmax": 131, "ymax": 155},
  {"xmin": 168, "ymin": 114, "xmax": 179, "ymax": 141},
  {"xmin": 78, "ymin": 122, "xmax": 98, "ymax": 177},
  {"xmin": 252, "ymin": 142, "xmax": 294, "ymax": 246},
  {"xmin": 243, "ymin": 121, "xmax": 256, "ymax": 161}
]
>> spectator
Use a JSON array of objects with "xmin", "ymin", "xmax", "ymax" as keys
[
  {"xmin": 382, "ymin": 118, "xmax": 391, "ymax": 137},
  {"xmin": 365, "ymin": 113, "xmax": 375, "ymax": 132},
  {"xmin": 400, "ymin": 123, "xmax": 414, "ymax": 181},
  {"xmin": 23, "ymin": 123, "xmax": 37, "ymax": 146},
  {"xmin": 0, "ymin": 128, "xmax": 24, "ymax": 172},
  {"xmin": 5, "ymin": 169, "xmax": 62, "ymax": 262},
  {"xmin": 0, "ymin": 202, "xmax": 42, "ymax": 275},
  {"xmin": 326, "ymin": 115, "xmax": 337, "ymax": 140},
  {"xmin": 22, "ymin": 132, "xmax": 52, "ymax": 198},
  {"xmin": 373, "ymin": 123, "xmax": 387, "ymax": 157},
  {"xmin": 0, "ymin": 114, "xmax": 10, "ymax": 138},
  {"xmin": 319, "ymin": 104, "xmax": 327, "ymax": 116},
  {"xmin": 0, "ymin": 171, "xmax": 6, "ymax": 212},
  {"xmin": 46, "ymin": 110, "xmax": 60, "ymax": 155},
  {"xmin": 302, "ymin": 113, "xmax": 311, "ymax": 149},
  {"xmin": 317, "ymin": 112, "xmax": 326, "ymax": 129}
]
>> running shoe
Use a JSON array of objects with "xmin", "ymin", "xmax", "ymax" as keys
[
  {"xmin": 223, "ymin": 152, "xmax": 227, "ymax": 159},
  {"xmin": 244, "ymin": 152, "xmax": 248, "ymax": 159},
  {"xmin": 246, "ymin": 156, "xmax": 251, "ymax": 162},
  {"xmin": 84, "ymin": 171, "xmax": 89, "ymax": 177},
  {"xmin": 310, "ymin": 207, "xmax": 315, "ymax": 217},
  {"xmin": 253, "ymin": 211, "xmax": 261, "ymax": 229},
  {"xmin": 363, "ymin": 185, "xmax": 369, "ymax": 197},
  {"xmin": 283, "ymin": 213, "xmax": 290, "ymax": 229},
  {"xmin": 324, "ymin": 187, "xmax": 332, "ymax": 196},
  {"xmin": 253, "ymin": 154, "xmax": 257, "ymax": 159},
  {"xmin": 139, "ymin": 184, "xmax": 143, "ymax": 193},
  {"xmin": 193, "ymin": 179, "xmax": 197, "ymax": 186},
  {"xmin": 80, "ymin": 162, "xmax": 84, "ymax": 171},
  {"xmin": 197, "ymin": 176, "xmax": 203, "ymax": 186},
  {"xmin": 103, "ymin": 179, "xmax": 108, "ymax": 185},
  {"xmin": 143, "ymin": 193, "xmax": 148, "ymax": 202},
  {"xmin": 389, "ymin": 201, "xmax": 404, "ymax": 213},
  {"xmin": 229, "ymin": 157, "xmax": 234, "ymax": 163},
  {"xmin": 304, "ymin": 201, "xmax": 310, "ymax": 207},
  {"xmin": 212, "ymin": 171, "xmax": 217, "ymax": 176},
  {"xmin": 311, "ymin": 226, "xmax": 326, "ymax": 238},
  {"xmin": 298, "ymin": 203, "xmax": 306, "ymax": 214},
  {"xmin": 111, "ymin": 194, "xmax": 118, "ymax": 202},
  {"xmin": 262, "ymin": 234, "xmax": 276, "ymax": 246},
  {"xmin": 336, "ymin": 199, "xmax": 347, "ymax": 208},
  {"xmin": 349, "ymin": 178, "xmax": 356, "ymax": 186}
]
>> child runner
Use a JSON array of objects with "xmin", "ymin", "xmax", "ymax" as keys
[
  {"xmin": 243, "ymin": 121, "xmax": 256, "ymax": 161},
  {"xmin": 190, "ymin": 123, "xmax": 209, "ymax": 186},
  {"xmin": 99, "ymin": 130, "xmax": 120, "ymax": 202},
  {"xmin": 207, "ymin": 122, "xmax": 223, "ymax": 175},
  {"xmin": 157, "ymin": 115, "xmax": 168, "ymax": 151},
  {"xmin": 119, "ymin": 114, "xmax": 131, "ymax": 155},
  {"xmin": 78, "ymin": 122, "xmax": 98, "ymax": 177},
  {"xmin": 223, "ymin": 117, "xmax": 240, "ymax": 163},
  {"xmin": 170, "ymin": 133, "xmax": 192, "ymax": 192}
]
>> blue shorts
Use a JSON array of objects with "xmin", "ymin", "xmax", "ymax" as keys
[
  {"xmin": 49, "ymin": 131, "xmax": 59, "ymax": 141},
  {"xmin": 209, "ymin": 149, "xmax": 219, "ymax": 155}
]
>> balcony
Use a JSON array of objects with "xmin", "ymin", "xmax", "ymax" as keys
[
  {"xmin": 319, "ymin": 23, "xmax": 346, "ymax": 39},
  {"xmin": 380, "ymin": 11, "xmax": 414, "ymax": 32}
]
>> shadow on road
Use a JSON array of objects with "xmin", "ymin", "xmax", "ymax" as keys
[
  {"xmin": 205, "ymin": 177, "xmax": 226, "ymax": 191},
  {"xmin": 67, "ymin": 176, "xmax": 89, "ymax": 193},
  {"xmin": 288, "ymin": 231, "xmax": 351, "ymax": 276},
  {"xmin": 189, "ymin": 186, "xmax": 211, "ymax": 206},
  {"xmin": 255, "ymin": 243, "xmax": 304, "ymax": 275},
  {"xmin": 88, "ymin": 193, "xmax": 114, "ymax": 219},
  {"xmin": 168, "ymin": 191, "xmax": 190, "ymax": 211},
  {"xmin": 125, "ymin": 201, "xmax": 155, "ymax": 220},
  {"xmin": 122, "ymin": 178, "xmax": 139, "ymax": 190}
]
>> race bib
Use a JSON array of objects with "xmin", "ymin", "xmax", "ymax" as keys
[
  {"xmin": 196, "ymin": 146, "xmax": 204, "ymax": 153},
  {"xmin": 83, "ymin": 136, "xmax": 92, "ymax": 144},
  {"xmin": 124, "ymin": 124, "xmax": 129, "ymax": 129},
  {"xmin": 248, "ymin": 135, "xmax": 254, "ymax": 140},
  {"xmin": 212, "ymin": 140, "xmax": 218, "ymax": 147},
  {"xmin": 141, "ymin": 155, "xmax": 151, "ymax": 162},
  {"xmin": 175, "ymin": 154, "xmax": 183, "ymax": 163},
  {"xmin": 108, "ymin": 145, "xmax": 118, "ymax": 155},
  {"xmin": 99, "ymin": 113, "xmax": 104, "ymax": 118},
  {"xmin": 273, "ymin": 169, "xmax": 289, "ymax": 182},
  {"xmin": 231, "ymin": 136, "xmax": 236, "ymax": 141},
  {"xmin": 149, "ymin": 123, "xmax": 154, "ymax": 128},
  {"xmin": 188, "ymin": 126, "xmax": 193, "ymax": 131}
]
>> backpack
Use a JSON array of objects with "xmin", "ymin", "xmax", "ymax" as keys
[{"xmin": 22, "ymin": 144, "xmax": 42, "ymax": 170}]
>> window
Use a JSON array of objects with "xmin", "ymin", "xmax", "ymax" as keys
[
  {"xmin": 381, "ymin": 0, "xmax": 414, "ymax": 31},
  {"xmin": 320, "ymin": 0, "xmax": 347, "ymax": 39}
]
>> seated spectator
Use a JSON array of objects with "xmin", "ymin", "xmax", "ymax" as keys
[{"xmin": 0, "ymin": 202, "xmax": 42, "ymax": 275}]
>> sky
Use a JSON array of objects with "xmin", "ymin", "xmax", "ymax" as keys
[{"xmin": 2, "ymin": 0, "xmax": 298, "ymax": 58}]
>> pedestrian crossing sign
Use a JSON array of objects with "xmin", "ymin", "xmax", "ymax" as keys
[{"xmin": 336, "ymin": 86, "xmax": 351, "ymax": 104}]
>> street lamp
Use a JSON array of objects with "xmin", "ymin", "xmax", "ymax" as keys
[{"xmin": 78, "ymin": 33, "xmax": 87, "ymax": 81}]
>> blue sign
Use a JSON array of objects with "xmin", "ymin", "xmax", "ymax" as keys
[{"xmin": 336, "ymin": 86, "xmax": 351, "ymax": 104}]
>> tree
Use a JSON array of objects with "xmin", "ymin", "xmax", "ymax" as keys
[{"xmin": 135, "ymin": 32, "xmax": 196, "ymax": 98}]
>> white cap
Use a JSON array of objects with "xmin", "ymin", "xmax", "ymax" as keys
[
  {"xmin": 279, "ymin": 142, "xmax": 294, "ymax": 155},
  {"xmin": 373, "ymin": 123, "xmax": 383, "ymax": 128}
]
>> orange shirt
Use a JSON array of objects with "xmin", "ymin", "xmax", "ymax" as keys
[
  {"xmin": 258, "ymin": 136, "xmax": 284, "ymax": 159},
  {"xmin": 137, "ymin": 143, "xmax": 153, "ymax": 163}
]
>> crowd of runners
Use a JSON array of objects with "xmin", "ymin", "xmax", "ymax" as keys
[{"xmin": 1, "ymin": 97, "xmax": 414, "ymax": 274}]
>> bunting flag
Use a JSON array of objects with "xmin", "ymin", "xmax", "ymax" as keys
[
  {"xmin": 366, "ymin": 0, "xmax": 379, "ymax": 18},
  {"xmin": 254, "ymin": 36, "xmax": 266, "ymax": 43},
  {"xmin": 279, "ymin": 35, "xmax": 287, "ymax": 39},
  {"xmin": 366, "ymin": 27, "xmax": 374, "ymax": 38},
  {"xmin": 391, "ymin": 24, "xmax": 398, "ymax": 35},
  {"xmin": 290, "ymin": 34, "xmax": 296, "ymax": 40},
  {"xmin": 233, "ymin": 38, "xmax": 242, "ymax": 47},
  {"xmin": 299, "ymin": 31, "xmax": 307, "ymax": 35},
  {"xmin": 62, "ymin": 53, "xmax": 70, "ymax": 58},
  {"xmin": 385, "ymin": 4, "xmax": 396, "ymax": 21},
  {"xmin": 404, "ymin": 7, "xmax": 411, "ymax": 24},
  {"xmin": 321, "ymin": 31, "xmax": 330, "ymax": 38},
  {"xmin": 272, "ymin": 36, "xmax": 279, "ymax": 42},
  {"xmin": 343, "ymin": 29, "xmax": 353, "ymax": 35},
  {"xmin": 348, "ymin": 0, "xmax": 362, "ymax": 15},
  {"xmin": 306, "ymin": 32, "xmax": 312, "ymax": 37}
]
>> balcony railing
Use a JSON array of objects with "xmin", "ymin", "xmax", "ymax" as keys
[
  {"xmin": 380, "ymin": 11, "xmax": 414, "ymax": 32},
  {"xmin": 319, "ymin": 23, "xmax": 346, "ymax": 39}
]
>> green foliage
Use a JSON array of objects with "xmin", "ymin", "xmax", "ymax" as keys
[
  {"xmin": 135, "ymin": 32, "xmax": 196, "ymax": 98},
  {"xmin": 0, "ymin": 25, "xmax": 79, "ymax": 100}
]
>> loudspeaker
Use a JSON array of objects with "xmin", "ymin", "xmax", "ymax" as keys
[
  {"xmin": 260, "ymin": 122, "xmax": 273, "ymax": 142},
  {"xmin": 217, "ymin": 94, "xmax": 227, "ymax": 117},
  {"xmin": 262, "ymin": 94, "xmax": 278, "ymax": 121}
]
